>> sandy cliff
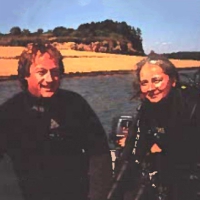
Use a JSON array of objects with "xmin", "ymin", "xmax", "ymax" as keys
[{"xmin": 0, "ymin": 46, "xmax": 200, "ymax": 77}]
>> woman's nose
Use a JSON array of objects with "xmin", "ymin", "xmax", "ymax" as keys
[{"xmin": 147, "ymin": 83, "xmax": 156, "ymax": 91}]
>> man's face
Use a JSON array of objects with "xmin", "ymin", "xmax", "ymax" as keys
[
  {"xmin": 25, "ymin": 52, "xmax": 60, "ymax": 97},
  {"xmin": 139, "ymin": 63, "xmax": 175, "ymax": 103}
]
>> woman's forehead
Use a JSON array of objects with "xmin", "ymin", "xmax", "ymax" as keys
[{"xmin": 140, "ymin": 63, "xmax": 165, "ymax": 78}]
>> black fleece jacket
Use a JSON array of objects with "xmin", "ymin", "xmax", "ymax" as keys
[{"xmin": 0, "ymin": 89, "xmax": 112, "ymax": 200}]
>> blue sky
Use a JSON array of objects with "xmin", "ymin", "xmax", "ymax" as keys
[{"xmin": 0, "ymin": 0, "xmax": 200, "ymax": 54}]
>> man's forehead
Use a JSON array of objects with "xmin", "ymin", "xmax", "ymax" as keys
[
  {"xmin": 30, "ymin": 52, "xmax": 59, "ymax": 71},
  {"xmin": 32, "ymin": 52, "xmax": 58, "ymax": 65},
  {"xmin": 33, "ymin": 65, "xmax": 59, "ymax": 70},
  {"xmin": 34, "ymin": 52, "xmax": 53, "ymax": 62}
]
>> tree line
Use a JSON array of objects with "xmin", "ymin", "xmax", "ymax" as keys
[
  {"xmin": 0, "ymin": 19, "xmax": 144, "ymax": 55},
  {"xmin": 163, "ymin": 52, "xmax": 200, "ymax": 61}
]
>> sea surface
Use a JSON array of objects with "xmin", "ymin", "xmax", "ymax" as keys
[
  {"xmin": 0, "ymin": 73, "xmax": 140, "ymax": 137},
  {"xmin": 0, "ymin": 68, "xmax": 199, "ymax": 136}
]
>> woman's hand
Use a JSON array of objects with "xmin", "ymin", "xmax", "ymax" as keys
[
  {"xmin": 117, "ymin": 137, "xmax": 126, "ymax": 147},
  {"xmin": 151, "ymin": 143, "xmax": 162, "ymax": 153}
]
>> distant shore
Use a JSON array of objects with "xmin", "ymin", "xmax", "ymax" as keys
[{"xmin": 0, "ymin": 46, "xmax": 200, "ymax": 81}]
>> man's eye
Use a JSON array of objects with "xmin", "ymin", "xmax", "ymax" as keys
[
  {"xmin": 51, "ymin": 70, "xmax": 60, "ymax": 76},
  {"xmin": 37, "ymin": 71, "xmax": 46, "ymax": 75}
]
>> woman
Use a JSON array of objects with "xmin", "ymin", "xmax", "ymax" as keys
[{"xmin": 114, "ymin": 52, "xmax": 200, "ymax": 200}]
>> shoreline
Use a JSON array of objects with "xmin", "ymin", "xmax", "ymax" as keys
[{"xmin": 0, "ymin": 70, "xmax": 132, "ymax": 82}]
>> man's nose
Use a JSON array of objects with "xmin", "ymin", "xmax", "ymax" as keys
[{"xmin": 45, "ymin": 71, "xmax": 53, "ymax": 82}]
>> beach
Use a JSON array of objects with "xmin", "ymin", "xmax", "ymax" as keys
[{"xmin": 0, "ymin": 46, "xmax": 200, "ymax": 77}]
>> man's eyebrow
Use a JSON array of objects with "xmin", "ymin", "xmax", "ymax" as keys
[
  {"xmin": 50, "ymin": 68, "xmax": 60, "ymax": 71},
  {"xmin": 34, "ymin": 67, "xmax": 47, "ymax": 71}
]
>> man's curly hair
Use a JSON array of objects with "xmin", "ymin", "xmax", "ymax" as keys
[{"xmin": 18, "ymin": 42, "xmax": 64, "ymax": 90}]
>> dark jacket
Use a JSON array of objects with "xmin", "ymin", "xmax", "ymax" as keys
[
  {"xmin": 0, "ymin": 89, "xmax": 112, "ymax": 200},
  {"xmin": 116, "ymin": 87, "xmax": 200, "ymax": 200}
]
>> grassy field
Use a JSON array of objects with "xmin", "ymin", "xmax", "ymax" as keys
[{"xmin": 0, "ymin": 46, "xmax": 200, "ymax": 76}]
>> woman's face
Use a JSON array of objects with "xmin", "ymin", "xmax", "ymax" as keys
[{"xmin": 139, "ymin": 63, "xmax": 175, "ymax": 103}]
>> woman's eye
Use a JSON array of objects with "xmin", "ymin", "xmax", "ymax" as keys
[
  {"xmin": 140, "ymin": 82, "xmax": 147, "ymax": 86},
  {"xmin": 153, "ymin": 79, "xmax": 162, "ymax": 84}
]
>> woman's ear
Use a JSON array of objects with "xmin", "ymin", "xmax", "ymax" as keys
[{"xmin": 172, "ymin": 79, "xmax": 176, "ymax": 87}]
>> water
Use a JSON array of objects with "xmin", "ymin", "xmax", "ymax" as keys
[
  {"xmin": 0, "ymin": 74, "xmax": 140, "ymax": 136},
  {"xmin": 1, "ymin": 69, "xmax": 199, "ymax": 136}
]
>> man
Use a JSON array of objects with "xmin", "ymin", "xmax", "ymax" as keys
[{"xmin": 0, "ymin": 42, "xmax": 112, "ymax": 200}]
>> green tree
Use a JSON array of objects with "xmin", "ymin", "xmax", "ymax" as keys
[
  {"xmin": 10, "ymin": 26, "xmax": 21, "ymax": 35},
  {"xmin": 37, "ymin": 28, "xmax": 44, "ymax": 35},
  {"xmin": 53, "ymin": 26, "xmax": 68, "ymax": 37},
  {"xmin": 22, "ymin": 29, "xmax": 31, "ymax": 36},
  {"xmin": 136, "ymin": 28, "xmax": 142, "ymax": 40}
]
